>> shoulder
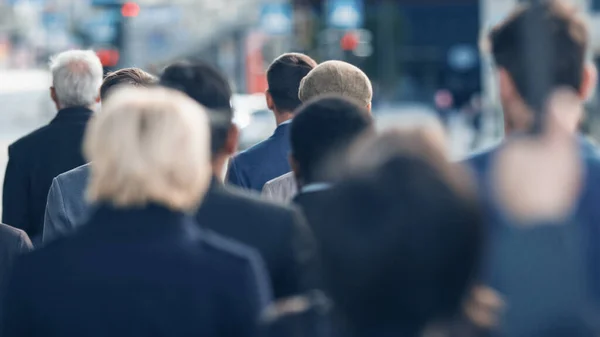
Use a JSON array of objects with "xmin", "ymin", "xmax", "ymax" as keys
[
  {"xmin": 55, "ymin": 163, "xmax": 91, "ymax": 185},
  {"xmin": 201, "ymin": 228, "xmax": 263, "ymax": 264},
  {"xmin": 8, "ymin": 125, "xmax": 54, "ymax": 155},
  {"xmin": 233, "ymin": 138, "xmax": 277, "ymax": 165},
  {"xmin": 0, "ymin": 223, "xmax": 28, "ymax": 243},
  {"xmin": 223, "ymin": 185, "xmax": 297, "ymax": 218},
  {"xmin": 265, "ymin": 172, "xmax": 295, "ymax": 188}
]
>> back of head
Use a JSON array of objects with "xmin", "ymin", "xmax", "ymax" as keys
[
  {"xmin": 159, "ymin": 61, "xmax": 233, "ymax": 156},
  {"xmin": 50, "ymin": 50, "xmax": 104, "ymax": 109},
  {"xmin": 84, "ymin": 87, "xmax": 212, "ymax": 211},
  {"xmin": 319, "ymin": 130, "xmax": 482, "ymax": 333},
  {"xmin": 100, "ymin": 68, "xmax": 157, "ymax": 101},
  {"xmin": 298, "ymin": 61, "xmax": 373, "ymax": 107},
  {"xmin": 488, "ymin": 0, "xmax": 588, "ymax": 108},
  {"xmin": 290, "ymin": 95, "xmax": 373, "ymax": 184},
  {"xmin": 267, "ymin": 53, "xmax": 317, "ymax": 113}
]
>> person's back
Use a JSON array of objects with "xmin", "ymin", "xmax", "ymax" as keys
[
  {"xmin": 3, "ymin": 86, "xmax": 270, "ymax": 337},
  {"xmin": 4, "ymin": 206, "xmax": 269, "ymax": 337},
  {"xmin": 2, "ymin": 50, "xmax": 104, "ymax": 244},
  {"xmin": 227, "ymin": 53, "xmax": 317, "ymax": 191},
  {"xmin": 467, "ymin": 1, "xmax": 600, "ymax": 304}
]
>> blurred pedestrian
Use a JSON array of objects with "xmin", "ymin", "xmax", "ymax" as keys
[
  {"xmin": 43, "ymin": 67, "xmax": 157, "ymax": 244},
  {"xmin": 317, "ymin": 129, "xmax": 482, "ymax": 337},
  {"xmin": 2, "ymin": 50, "xmax": 103, "ymax": 245},
  {"xmin": 2, "ymin": 87, "xmax": 271, "ymax": 337},
  {"xmin": 41, "ymin": 61, "xmax": 317, "ymax": 300},
  {"xmin": 466, "ymin": 0, "xmax": 600, "ymax": 303},
  {"xmin": 288, "ymin": 96, "xmax": 373, "ymax": 233},
  {"xmin": 227, "ymin": 53, "xmax": 317, "ymax": 191},
  {"xmin": 263, "ymin": 60, "xmax": 373, "ymax": 203}
]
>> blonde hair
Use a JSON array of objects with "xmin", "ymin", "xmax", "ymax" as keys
[{"xmin": 84, "ymin": 87, "xmax": 212, "ymax": 211}]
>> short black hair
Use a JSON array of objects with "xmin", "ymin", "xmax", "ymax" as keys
[
  {"xmin": 488, "ymin": 0, "xmax": 588, "ymax": 108},
  {"xmin": 267, "ymin": 53, "xmax": 317, "ymax": 113},
  {"xmin": 100, "ymin": 67, "xmax": 157, "ymax": 100},
  {"xmin": 319, "ymin": 148, "xmax": 482, "ymax": 332},
  {"xmin": 159, "ymin": 61, "xmax": 233, "ymax": 156},
  {"xmin": 290, "ymin": 95, "xmax": 372, "ymax": 184}
]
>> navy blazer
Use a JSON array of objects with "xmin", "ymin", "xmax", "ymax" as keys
[
  {"xmin": 464, "ymin": 136, "xmax": 600, "ymax": 303},
  {"xmin": 227, "ymin": 121, "xmax": 292, "ymax": 191},
  {"xmin": 44, "ymin": 166, "xmax": 317, "ymax": 299},
  {"xmin": 2, "ymin": 107, "xmax": 93, "ymax": 244},
  {"xmin": 3, "ymin": 204, "xmax": 271, "ymax": 337}
]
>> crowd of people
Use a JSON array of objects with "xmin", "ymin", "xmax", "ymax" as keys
[{"xmin": 1, "ymin": 1, "xmax": 600, "ymax": 336}]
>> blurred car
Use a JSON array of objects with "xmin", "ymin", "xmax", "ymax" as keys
[{"xmin": 232, "ymin": 93, "xmax": 276, "ymax": 150}]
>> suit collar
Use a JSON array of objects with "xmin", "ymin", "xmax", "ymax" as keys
[
  {"xmin": 50, "ymin": 107, "xmax": 94, "ymax": 125},
  {"xmin": 272, "ymin": 120, "xmax": 292, "ymax": 138},
  {"xmin": 89, "ymin": 203, "xmax": 197, "ymax": 238}
]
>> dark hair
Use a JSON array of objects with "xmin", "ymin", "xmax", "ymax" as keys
[
  {"xmin": 290, "ymin": 96, "xmax": 372, "ymax": 184},
  {"xmin": 267, "ymin": 53, "xmax": 317, "ymax": 113},
  {"xmin": 488, "ymin": 0, "xmax": 588, "ymax": 108},
  {"xmin": 100, "ymin": 67, "xmax": 157, "ymax": 100},
  {"xmin": 159, "ymin": 61, "xmax": 233, "ymax": 156},
  {"xmin": 318, "ymin": 138, "xmax": 482, "ymax": 333}
]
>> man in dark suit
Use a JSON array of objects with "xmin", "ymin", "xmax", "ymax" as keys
[
  {"xmin": 464, "ymin": 1, "xmax": 600, "ymax": 303},
  {"xmin": 227, "ymin": 53, "xmax": 317, "ymax": 191},
  {"xmin": 289, "ymin": 96, "xmax": 373, "ymax": 233},
  {"xmin": 43, "ymin": 61, "xmax": 316, "ymax": 299},
  {"xmin": 2, "ymin": 50, "xmax": 104, "ymax": 245}
]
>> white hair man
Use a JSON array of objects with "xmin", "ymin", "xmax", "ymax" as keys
[{"xmin": 2, "ymin": 50, "xmax": 103, "ymax": 245}]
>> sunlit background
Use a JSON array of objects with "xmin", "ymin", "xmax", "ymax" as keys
[{"xmin": 2, "ymin": 0, "xmax": 600, "ymax": 214}]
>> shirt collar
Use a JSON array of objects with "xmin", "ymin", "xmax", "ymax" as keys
[{"xmin": 300, "ymin": 182, "xmax": 332, "ymax": 194}]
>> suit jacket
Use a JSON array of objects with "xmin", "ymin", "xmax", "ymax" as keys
[
  {"xmin": 0, "ymin": 223, "xmax": 32, "ymax": 296},
  {"xmin": 2, "ymin": 107, "xmax": 93, "ymax": 244},
  {"xmin": 227, "ymin": 121, "xmax": 292, "ymax": 191},
  {"xmin": 3, "ymin": 203, "xmax": 271, "ymax": 337},
  {"xmin": 262, "ymin": 172, "xmax": 297, "ymax": 203},
  {"xmin": 44, "ymin": 164, "xmax": 317, "ymax": 299}
]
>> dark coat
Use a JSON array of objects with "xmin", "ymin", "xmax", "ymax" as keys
[
  {"xmin": 0, "ymin": 223, "xmax": 32, "ymax": 296},
  {"xmin": 227, "ymin": 121, "xmax": 292, "ymax": 191},
  {"xmin": 43, "ymin": 167, "xmax": 317, "ymax": 300},
  {"xmin": 2, "ymin": 107, "xmax": 93, "ymax": 244},
  {"xmin": 2, "ymin": 204, "xmax": 271, "ymax": 337},
  {"xmin": 197, "ymin": 180, "xmax": 317, "ymax": 299}
]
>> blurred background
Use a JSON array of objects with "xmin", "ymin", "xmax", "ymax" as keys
[{"xmin": 1, "ymin": 0, "xmax": 600, "ymax": 211}]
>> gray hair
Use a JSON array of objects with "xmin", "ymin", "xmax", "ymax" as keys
[
  {"xmin": 298, "ymin": 60, "xmax": 373, "ymax": 106},
  {"xmin": 49, "ymin": 50, "xmax": 103, "ymax": 108}
]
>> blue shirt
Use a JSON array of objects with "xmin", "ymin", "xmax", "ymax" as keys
[{"xmin": 227, "ymin": 121, "xmax": 292, "ymax": 192}]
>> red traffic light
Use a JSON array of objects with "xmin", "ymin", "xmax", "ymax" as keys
[
  {"xmin": 97, "ymin": 49, "xmax": 120, "ymax": 67},
  {"xmin": 340, "ymin": 32, "xmax": 359, "ymax": 51},
  {"xmin": 121, "ymin": 2, "xmax": 140, "ymax": 17}
]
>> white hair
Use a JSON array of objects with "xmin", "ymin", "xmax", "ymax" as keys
[
  {"xmin": 84, "ymin": 87, "xmax": 212, "ymax": 211},
  {"xmin": 49, "ymin": 50, "xmax": 103, "ymax": 109}
]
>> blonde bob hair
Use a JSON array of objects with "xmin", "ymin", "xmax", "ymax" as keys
[{"xmin": 84, "ymin": 86, "xmax": 212, "ymax": 211}]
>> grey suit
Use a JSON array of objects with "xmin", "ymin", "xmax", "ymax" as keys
[{"xmin": 43, "ymin": 163, "xmax": 91, "ymax": 244}]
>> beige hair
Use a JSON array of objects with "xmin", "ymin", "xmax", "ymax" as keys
[
  {"xmin": 84, "ymin": 86, "xmax": 212, "ymax": 211},
  {"xmin": 298, "ymin": 60, "xmax": 373, "ymax": 106}
]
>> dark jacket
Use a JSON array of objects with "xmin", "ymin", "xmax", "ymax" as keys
[
  {"xmin": 43, "ymin": 165, "xmax": 317, "ymax": 300},
  {"xmin": 2, "ymin": 107, "xmax": 93, "ymax": 244},
  {"xmin": 227, "ymin": 121, "xmax": 292, "ymax": 191},
  {"xmin": 197, "ymin": 179, "xmax": 317, "ymax": 299},
  {"xmin": 2, "ymin": 204, "xmax": 271, "ymax": 337},
  {"xmin": 0, "ymin": 223, "xmax": 32, "ymax": 294}
]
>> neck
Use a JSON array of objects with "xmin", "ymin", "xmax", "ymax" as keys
[
  {"xmin": 212, "ymin": 155, "xmax": 229, "ymax": 182},
  {"xmin": 275, "ymin": 111, "xmax": 294, "ymax": 126}
]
